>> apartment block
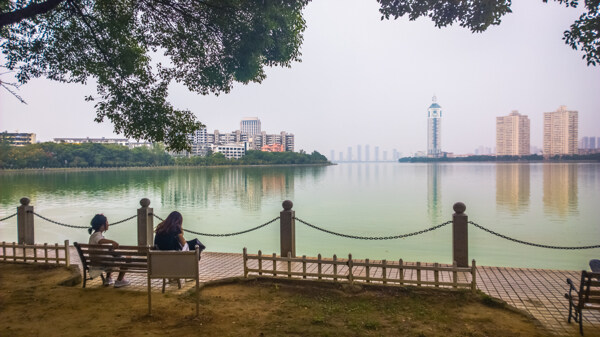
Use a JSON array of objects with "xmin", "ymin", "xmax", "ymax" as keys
[
  {"xmin": 543, "ymin": 106, "xmax": 578, "ymax": 156},
  {"xmin": 496, "ymin": 111, "xmax": 530, "ymax": 156}
]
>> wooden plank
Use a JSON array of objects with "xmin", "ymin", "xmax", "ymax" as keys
[
  {"xmin": 302, "ymin": 255, "xmax": 307, "ymax": 280},
  {"xmin": 317, "ymin": 254, "xmax": 322, "ymax": 280},
  {"xmin": 258, "ymin": 250, "xmax": 263, "ymax": 276}
]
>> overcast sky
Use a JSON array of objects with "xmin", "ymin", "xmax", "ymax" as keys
[{"xmin": 1, "ymin": 0, "xmax": 599, "ymax": 157}]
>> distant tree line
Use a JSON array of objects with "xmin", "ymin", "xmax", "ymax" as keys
[
  {"xmin": 174, "ymin": 150, "xmax": 329, "ymax": 166},
  {"xmin": 0, "ymin": 142, "xmax": 174, "ymax": 169},
  {"xmin": 0, "ymin": 143, "xmax": 329, "ymax": 169},
  {"xmin": 398, "ymin": 153, "xmax": 600, "ymax": 163}
]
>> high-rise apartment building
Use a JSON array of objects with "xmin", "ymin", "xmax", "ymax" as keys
[
  {"xmin": 543, "ymin": 106, "xmax": 578, "ymax": 156},
  {"xmin": 580, "ymin": 136, "xmax": 597, "ymax": 149},
  {"xmin": 496, "ymin": 111, "xmax": 530, "ymax": 156},
  {"xmin": 357, "ymin": 145, "xmax": 362, "ymax": 162},
  {"xmin": 365, "ymin": 145, "xmax": 370, "ymax": 162},
  {"xmin": 427, "ymin": 96, "xmax": 442, "ymax": 158},
  {"xmin": 240, "ymin": 117, "xmax": 261, "ymax": 135}
]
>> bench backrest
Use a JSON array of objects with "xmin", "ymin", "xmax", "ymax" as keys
[
  {"xmin": 74, "ymin": 242, "xmax": 150, "ymax": 273},
  {"xmin": 147, "ymin": 247, "xmax": 201, "ymax": 317},
  {"xmin": 148, "ymin": 249, "xmax": 200, "ymax": 279},
  {"xmin": 579, "ymin": 271, "xmax": 600, "ymax": 309}
]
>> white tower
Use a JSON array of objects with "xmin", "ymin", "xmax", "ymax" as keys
[{"xmin": 427, "ymin": 95, "xmax": 442, "ymax": 158}]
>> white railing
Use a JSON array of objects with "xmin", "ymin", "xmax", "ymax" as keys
[
  {"xmin": 0, "ymin": 240, "xmax": 71, "ymax": 267},
  {"xmin": 243, "ymin": 248, "xmax": 476, "ymax": 291}
]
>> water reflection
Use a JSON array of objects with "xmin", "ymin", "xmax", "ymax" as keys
[
  {"xmin": 427, "ymin": 164, "xmax": 442, "ymax": 223},
  {"xmin": 0, "ymin": 170, "xmax": 171, "ymax": 205},
  {"xmin": 496, "ymin": 164, "xmax": 530, "ymax": 215},
  {"xmin": 159, "ymin": 167, "xmax": 323, "ymax": 211},
  {"xmin": 543, "ymin": 163, "xmax": 578, "ymax": 217},
  {"xmin": 0, "ymin": 166, "xmax": 328, "ymax": 211}
]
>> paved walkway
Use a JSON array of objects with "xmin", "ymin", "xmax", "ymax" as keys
[{"xmin": 6, "ymin": 246, "xmax": 600, "ymax": 336}]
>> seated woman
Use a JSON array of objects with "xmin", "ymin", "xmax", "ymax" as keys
[
  {"xmin": 154, "ymin": 211, "xmax": 205, "ymax": 254},
  {"xmin": 88, "ymin": 214, "xmax": 130, "ymax": 288}
]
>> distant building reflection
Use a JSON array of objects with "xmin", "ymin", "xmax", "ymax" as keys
[
  {"xmin": 543, "ymin": 163, "xmax": 578, "ymax": 217},
  {"xmin": 496, "ymin": 164, "xmax": 530, "ymax": 215},
  {"xmin": 160, "ymin": 167, "xmax": 326, "ymax": 211},
  {"xmin": 427, "ymin": 163, "xmax": 443, "ymax": 223}
]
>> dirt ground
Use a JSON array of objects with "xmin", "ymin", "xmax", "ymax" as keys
[{"xmin": 0, "ymin": 263, "xmax": 571, "ymax": 337}]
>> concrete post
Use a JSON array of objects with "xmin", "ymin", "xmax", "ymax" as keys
[
  {"xmin": 17, "ymin": 197, "xmax": 34, "ymax": 244},
  {"xmin": 452, "ymin": 202, "xmax": 468, "ymax": 267},
  {"xmin": 280, "ymin": 200, "xmax": 296, "ymax": 258},
  {"xmin": 137, "ymin": 198, "xmax": 154, "ymax": 247}
]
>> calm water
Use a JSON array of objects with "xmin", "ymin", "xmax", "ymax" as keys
[{"xmin": 0, "ymin": 163, "xmax": 598, "ymax": 270}]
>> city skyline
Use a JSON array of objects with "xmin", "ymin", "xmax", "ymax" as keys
[{"xmin": 1, "ymin": 1, "xmax": 599, "ymax": 155}]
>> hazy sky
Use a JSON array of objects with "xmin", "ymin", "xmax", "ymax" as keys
[{"xmin": 1, "ymin": 0, "xmax": 599, "ymax": 156}]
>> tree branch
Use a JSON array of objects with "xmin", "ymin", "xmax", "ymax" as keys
[{"xmin": 0, "ymin": 0, "xmax": 66, "ymax": 28}]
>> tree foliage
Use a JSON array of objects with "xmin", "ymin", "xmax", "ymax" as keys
[
  {"xmin": 174, "ymin": 150, "xmax": 329, "ymax": 166},
  {"xmin": 0, "ymin": 0, "xmax": 308, "ymax": 151},
  {"xmin": 1, "ymin": 0, "xmax": 597, "ymax": 153},
  {"xmin": 0, "ymin": 143, "xmax": 329, "ymax": 168},
  {"xmin": 377, "ymin": 0, "xmax": 600, "ymax": 66},
  {"xmin": 0, "ymin": 141, "xmax": 174, "ymax": 168}
]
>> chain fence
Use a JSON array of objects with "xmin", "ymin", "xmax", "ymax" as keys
[
  {"xmin": 294, "ymin": 217, "xmax": 452, "ymax": 240},
  {"xmin": 468, "ymin": 221, "xmax": 600, "ymax": 250},
  {"xmin": 8, "ymin": 210, "xmax": 600, "ymax": 250},
  {"xmin": 0, "ymin": 213, "xmax": 17, "ymax": 221},
  {"xmin": 32, "ymin": 212, "xmax": 137, "ymax": 230},
  {"xmin": 183, "ymin": 217, "xmax": 280, "ymax": 237}
]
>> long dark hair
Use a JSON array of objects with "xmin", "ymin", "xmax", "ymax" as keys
[
  {"xmin": 89, "ymin": 214, "xmax": 107, "ymax": 235},
  {"xmin": 155, "ymin": 211, "xmax": 183, "ymax": 235}
]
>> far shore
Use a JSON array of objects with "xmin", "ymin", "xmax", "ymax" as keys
[{"xmin": 0, "ymin": 162, "xmax": 334, "ymax": 174}]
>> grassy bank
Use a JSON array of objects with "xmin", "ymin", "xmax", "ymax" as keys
[{"xmin": 0, "ymin": 263, "xmax": 555, "ymax": 337}]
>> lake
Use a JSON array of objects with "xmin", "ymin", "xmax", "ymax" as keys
[{"xmin": 0, "ymin": 162, "xmax": 598, "ymax": 270}]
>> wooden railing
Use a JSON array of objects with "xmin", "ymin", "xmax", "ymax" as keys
[
  {"xmin": 0, "ymin": 240, "xmax": 71, "ymax": 267},
  {"xmin": 243, "ymin": 248, "xmax": 476, "ymax": 291}
]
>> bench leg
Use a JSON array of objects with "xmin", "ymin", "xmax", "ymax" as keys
[{"xmin": 579, "ymin": 310, "xmax": 583, "ymax": 336}]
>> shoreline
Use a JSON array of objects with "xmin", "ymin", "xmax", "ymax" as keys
[{"xmin": 0, "ymin": 162, "xmax": 334, "ymax": 174}]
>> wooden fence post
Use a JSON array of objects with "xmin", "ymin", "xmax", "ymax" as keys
[
  {"xmin": 17, "ymin": 197, "xmax": 34, "ymax": 244},
  {"xmin": 280, "ymin": 200, "xmax": 296, "ymax": 258},
  {"xmin": 452, "ymin": 202, "xmax": 468, "ymax": 268},
  {"xmin": 137, "ymin": 198, "xmax": 154, "ymax": 247}
]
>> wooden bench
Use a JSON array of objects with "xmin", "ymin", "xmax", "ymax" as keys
[
  {"xmin": 74, "ymin": 242, "xmax": 151, "ymax": 288},
  {"xmin": 565, "ymin": 270, "xmax": 600, "ymax": 335}
]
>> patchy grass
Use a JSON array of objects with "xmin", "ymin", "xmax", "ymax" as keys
[{"xmin": 0, "ymin": 263, "xmax": 554, "ymax": 337}]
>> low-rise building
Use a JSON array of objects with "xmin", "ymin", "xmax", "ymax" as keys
[
  {"xmin": 1, "ymin": 131, "xmax": 36, "ymax": 146},
  {"xmin": 210, "ymin": 143, "xmax": 248, "ymax": 159},
  {"xmin": 54, "ymin": 137, "xmax": 129, "ymax": 146}
]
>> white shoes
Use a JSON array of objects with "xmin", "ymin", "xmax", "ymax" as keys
[
  {"xmin": 114, "ymin": 279, "xmax": 131, "ymax": 288},
  {"xmin": 103, "ymin": 277, "xmax": 114, "ymax": 286}
]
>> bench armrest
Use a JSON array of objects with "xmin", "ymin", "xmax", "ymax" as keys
[{"xmin": 566, "ymin": 278, "xmax": 579, "ymax": 296}]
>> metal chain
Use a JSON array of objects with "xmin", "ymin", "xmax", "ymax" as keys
[
  {"xmin": 32, "ymin": 212, "xmax": 136, "ymax": 229},
  {"xmin": 152, "ymin": 214, "xmax": 164, "ymax": 222},
  {"xmin": 110, "ymin": 215, "xmax": 137, "ymax": 225},
  {"xmin": 183, "ymin": 217, "xmax": 280, "ymax": 237},
  {"xmin": 0, "ymin": 213, "xmax": 17, "ymax": 221},
  {"xmin": 33, "ymin": 212, "xmax": 89, "ymax": 229},
  {"xmin": 294, "ymin": 217, "xmax": 452, "ymax": 240},
  {"xmin": 468, "ymin": 221, "xmax": 600, "ymax": 250}
]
